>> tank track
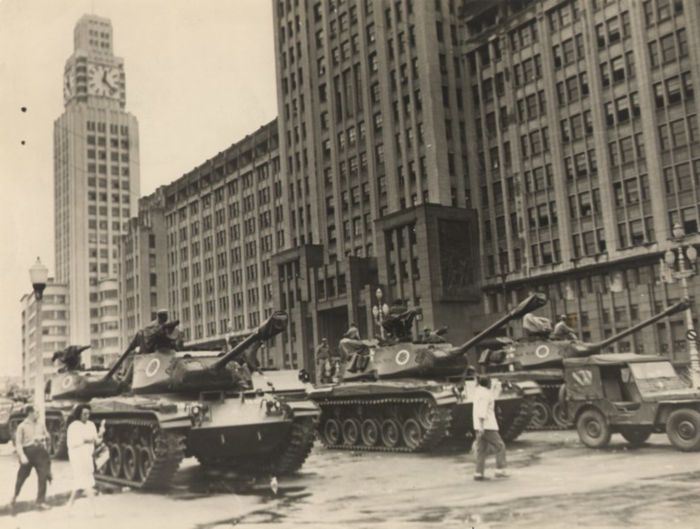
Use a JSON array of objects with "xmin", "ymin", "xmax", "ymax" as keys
[
  {"xmin": 317, "ymin": 396, "xmax": 452, "ymax": 453},
  {"xmin": 95, "ymin": 418, "xmax": 186, "ymax": 490},
  {"xmin": 525, "ymin": 383, "xmax": 571, "ymax": 431},
  {"xmin": 499, "ymin": 396, "xmax": 535, "ymax": 442},
  {"xmin": 271, "ymin": 416, "xmax": 317, "ymax": 474},
  {"xmin": 195, "ymin": 416, "xmax": 318, "ymax": 475}
]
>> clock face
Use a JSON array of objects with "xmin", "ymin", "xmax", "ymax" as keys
[{"xmin": 88, "ymin": 64, "xmax": 120, "ymax": 97}]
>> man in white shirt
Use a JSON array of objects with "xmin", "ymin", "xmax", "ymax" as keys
[{"xmin": 472, "ymin": 376, "xmax": 507, "ymax": 480}]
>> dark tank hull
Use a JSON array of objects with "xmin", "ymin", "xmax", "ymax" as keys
[
  {"xmin": 308, "ymin": 377, "xmax": 538, "ymax": 452},
  {"xmin": 89, "ymin": 388, "xmax": 319, "ymax": 490}
]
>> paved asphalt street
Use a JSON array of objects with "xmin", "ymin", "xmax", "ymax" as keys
[{"xmin": 1, "ymin": 430, "xmax": 699, "ymax": 529}]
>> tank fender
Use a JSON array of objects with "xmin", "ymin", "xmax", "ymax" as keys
[
  {"xmin": 282, "ymin": 399, "xmax": 321, "ymax": 418},
  {"xmin": 510, "ymin": 380, "xmax": 543, "ymax": 396}
]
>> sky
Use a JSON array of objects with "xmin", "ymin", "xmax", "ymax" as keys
[{"xmin": 0, "ymin": 0, "xmax": 277, "ymax": 376}]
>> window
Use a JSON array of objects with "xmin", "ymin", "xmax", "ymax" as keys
[
  {"xmin": 666, "ymin": 75, "xmax": 682, "ymax": 105},
  {"xmin": 670, "ymin": 118, "xmax": 687, "ymax": 148},
  {"xmin": 660, "ymin": 33, "xmax": 676, "ymax": 63}
]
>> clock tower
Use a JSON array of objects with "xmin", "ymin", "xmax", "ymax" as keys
[{"xmin": 54, "ymin": 14, "xmax": 140, "ymax": 367}]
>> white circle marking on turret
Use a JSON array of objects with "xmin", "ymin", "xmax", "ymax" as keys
[
  {"xmin": 535, "ymin": 345, "xmax": 550, "ymax": 359},
  {"xmin": 395, "ymin": 349, "xmax": 410, "ymax": 365},
  {"xmin": 145, "ymin": 358, "xmax": 161, "ymax": 377},
  {"xmin": 61, "ymin": 376, "xmax": 73, "ymax": 389}
]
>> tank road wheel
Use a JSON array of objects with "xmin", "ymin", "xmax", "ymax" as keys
[
  {"xmin": 620, "ymin": 428, "xmax": 652, "ymax": 447},
  {"xmin": 322, "ymin": 418, "xmax": 342, "ymax": 445},
  {"xmin": 341, "ymin": 418, "xmax": 361, "ymax": 446},
  {"xmin": 576, "ymin": 409, "xmax": 611, "ymax": 449},
  {"xmin": 401, "ymin": 418, "xmax": 423, "ymax": 451},
  {"xmin": 416, "ymin": 402, "xmax": 437, "ymax": 430},
  {"xmin": 108, "ymin": 442, "xmax": 123, "ymax": 477},
  {"xmin": 380, "ymin": 418, "xmax": 401, "ymax": 448},
  {"xmin": 137, "ymin": 445, "xmax": 155, "ymax": 482},
  {"xmin": 666, "ymin": 408, "xmax": 700, "ymax": 452},
  {"xmin": 552, "ymin": 402, "xmax": 570, "ymax": 428},
  {"xmin": 360, "ymin": 418, "xmax": 380, "ymax": 447},
  {"xmin": 529, "ymin": 399, "xmax": 552, "ymax": 429},
  {"xmin": 121, "ymin": 444, "xmax": 138, "ymax": 481}
]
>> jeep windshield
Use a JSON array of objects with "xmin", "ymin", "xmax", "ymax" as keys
[{"xmin": 630, "ymin": 362, "xmax": 688, "ymax": 394}]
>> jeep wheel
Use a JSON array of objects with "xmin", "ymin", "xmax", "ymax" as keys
[
  {"xmin": 576, "ymin": 409, "xmax": 611, "ymax": 448},
  {"xmin": 666, "ymin": 408, "xmax": 700, "ymax": 452},
  {"xmin": 620, "ymin": 428, "xmax": 652, "ymax": 446}
]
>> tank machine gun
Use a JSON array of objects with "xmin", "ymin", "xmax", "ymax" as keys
[
  {"xmin": 479, "ymin": 299, "xmax": 691, "ymax": 429},
  {"xmin": 308, "ymin": 294, "xmax": 548, "ymax": 452},
  {"xmin": 86, "ymin": 311, "xmax": 319, "ymax": 490}
]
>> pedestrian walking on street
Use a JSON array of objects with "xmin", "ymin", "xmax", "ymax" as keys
[
  {"xmin": 66, "ymin": 404, "xmax": 104, "ymax": 514},
  {"xmin": 11, "ymin": 405, "xmax": 52, "ymax": 509},
  {"xmin": 473, "ymin": 377, "xmax": 508, "ymax": 481}
]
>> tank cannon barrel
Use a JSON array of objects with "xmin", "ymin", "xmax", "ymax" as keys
[
  {"xmin": 212, "ymin": 311, "xmax": 288, "ymax": 370},
  {"xmin": 574, "ymin": 298, "xmax": 690, "ymax": 355},
  {"xmin": 446, "ymin": 293, "xmax": 548, "ymax": 358}
]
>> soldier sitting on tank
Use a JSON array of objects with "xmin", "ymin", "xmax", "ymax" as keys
[
  {"xmin": 51, "ymin": 345, "xmax": 90, "ymax": 373},
  {"xmin": 550, "ymin": 314, "xmax": 578, "ymax": 341},
  {"xmin": 339, "ymin": 324, "xmax": 371, "ymax": 374},
  {"xmin": 116, "ymin": 310, "xmax": 182, "ymax": 386},
  {"xmin": 382, "ymin": 301, "xmax": 422, "ymax": 344},
  {"xmin": 522, "ymin": 313, "xmax": 553, "ymax": 341}
]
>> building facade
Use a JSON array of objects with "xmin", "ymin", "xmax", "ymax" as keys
[
  {"xmin": 118, "ymin": 189, "xmax": 169, "ymax": 349},
  {"xmin": 462, "ymin": 0, "xmax": 700, "ymax": 359},
  {"xmin": 54, "ymin": 15, "xmax": 140, "ymax": 367},
  {"xmin": 272, "ymin": 0, "xmax": 486, "ymax": 367},
  {"xmin": 20, "ymin": 281, "xmax": 69, "ymax": 389},
  {"xmin": 162, "ymin": 121, "xmax": 287, "ymax": 367}
]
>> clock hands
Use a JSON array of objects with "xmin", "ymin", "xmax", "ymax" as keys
[{"xmin": 102, "ymin": 69, "xmax": 117, "ymax": 94}]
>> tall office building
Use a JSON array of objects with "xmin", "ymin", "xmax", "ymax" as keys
[
  {"xmin": 118, "ymin": 188, "xmax": 168, "ymax": 349},
  {"xmin": 462, "ymin": 0, "xmax": 700, "ymax": 359},
  {"xmin": 272, "ymin": 0, "xmax": 484, "ymax": 363},
  {"xmin": 54, "ymin": 15, "xmax": 140, "ymax": 367},
  {"xmin": 20, "ymin": 281, "xmax": 69, "ymax": 389},
  {"xmin": 161, "ymin": 122, "xmax": 287, "ymax": 367}
]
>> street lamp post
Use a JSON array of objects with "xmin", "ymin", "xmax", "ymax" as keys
[
  {"xmin": 665, "ymin": 224, "xmax": 700, "ymax": 388},
  {"xmin": 371, "ymin": 287, "xmax": 389, "ymax": 340},
  {"xmin": 29, "ymin": 257, "xmax": 49, "ymax": 421}
]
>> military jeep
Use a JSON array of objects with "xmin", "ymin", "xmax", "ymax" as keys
[{"xmin": 562, "ymin": 353, "xmax": 700, "ymax": 451}]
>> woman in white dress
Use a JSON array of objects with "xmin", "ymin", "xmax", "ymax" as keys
[{"xmin": 66, "ymin": 404, "xmax": 104, "ymax": 511}]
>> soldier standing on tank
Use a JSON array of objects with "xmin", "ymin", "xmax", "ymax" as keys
[
  {"xmin": 315, "ymin": 338, "xmax": 330, "ymax": 383},
  {"xmin": 473, "ymin": 377, "xmax": 508, "ymax": 481}
]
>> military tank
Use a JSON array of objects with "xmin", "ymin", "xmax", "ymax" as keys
[
  {"xmin": 478, "ymin": 299, "xmax": 691, "ymax": 429},
  {"xmin": 80, "ymin": 311, "xmax": 319, "ymax": 490},
  {"xmin": 308, "ymin": 293, "xmax": 547, "ymax": 452},
  {"xmin": 6, "ymin": 346, "xmax": 102, "ymax": 458}
]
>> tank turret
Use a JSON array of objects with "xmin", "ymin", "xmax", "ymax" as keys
[
  {"xmin": 481, "ymin": 299, "xmax": 690, "ymax": 371},
  {"xmin": 48, "ymin": 345, "xmax": 122, "ymax": 401},
  {"xmin": 130, "ymin": 311, "xmax": 288, "ymax": 394},
  {"xmin": 479, "ymin": 298, "xmax": 690, "ymax": 429},
  {"xmin": 340, "ymin": 293, "xmax": 548, "ymax": 381}
]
